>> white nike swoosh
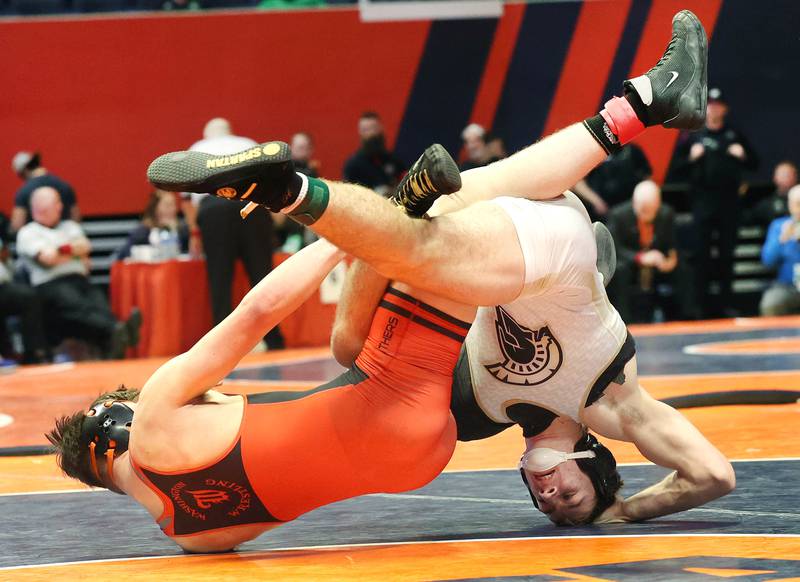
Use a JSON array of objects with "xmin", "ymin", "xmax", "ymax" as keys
[{"xmin": 666, "ymin": 71, "xmax": 679, "ymax": 88}]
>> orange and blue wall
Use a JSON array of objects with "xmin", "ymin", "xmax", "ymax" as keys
[{"xmin": 1, "ymin": 0, "xmax": 796, "ymax": 216}]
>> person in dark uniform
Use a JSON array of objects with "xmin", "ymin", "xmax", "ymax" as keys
[
  {"xmin": 607, "ymin": 180, "xmax": 694, "ymax": 322},
  {"xmin": 673, "ymin": 88, "xmax": 758, "ymax": 317},
  {"xmin": 342, "ymin": 111, "xmax": 405, "ymax": 197}
]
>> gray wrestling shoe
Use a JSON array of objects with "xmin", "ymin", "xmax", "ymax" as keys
[
  {"xmin": 391, "ymin": 144, "xmax": 462, "ymax": 217},
  {"xmin": 624, "ymin": 10, "xmax": 707, "ymax": 130},
  {"xmin": 147, "ymin": 142, "xmax": 296, "ymax": 212},
  {"xmin": 593, "ymin": 222, "xmax": 616, "ymax": 287}
]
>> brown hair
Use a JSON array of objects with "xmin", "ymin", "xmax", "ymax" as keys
[
  {"xmin": 45, "ymin": 386, "xmax": 140, "ymax": 488},
  {"xmin": 140, "ymin": 190, "xmax": 174, "ymax": 229}
]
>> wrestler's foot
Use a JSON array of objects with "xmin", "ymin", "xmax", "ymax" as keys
[
  {"xmin": 147, "ymin": 142, "xmax": 296, "ymax": 211},
  {"xmin": 392, "ymin": 144, "xmax": 462, "ymax": 217},
  {"xmin": 593, "ymin": 222, "xmax": 616, "ymax": 288},
  {"xmin": 624, "ymin": 10, "xmax": 707, "ymax": 130}
]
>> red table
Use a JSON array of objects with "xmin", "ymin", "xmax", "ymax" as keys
[{"xmin": 110, "ymin": 255, "xmax": 337, "ymax": 357}]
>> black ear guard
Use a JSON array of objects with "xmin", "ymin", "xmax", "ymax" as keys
[
  {"xmin": 79, "ymin": 401, "xmax": 134, "ymax": 486},
  {"xmin": 573, "ymin": 433, "xmax": 618, "ymax": 505}
]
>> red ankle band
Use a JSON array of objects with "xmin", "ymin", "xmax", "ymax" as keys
[{"xmin": 600, "ymin": 96, "xmax": 645, "ymax": 145}]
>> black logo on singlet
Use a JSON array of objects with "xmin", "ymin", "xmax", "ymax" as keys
[
  {"xmin": 485, "ymin": 306, "xmax": 563, "ymax": 386},
  {"xmin": 170, "ymin": 479, "xmax": 255, "ymax": 521}
]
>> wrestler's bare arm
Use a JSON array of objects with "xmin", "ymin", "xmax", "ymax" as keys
[
  {"xmin": 331, "ymin": 259, "xmax": 387, "ymax": 366},
  {"xmin": 137, "ymin": 240, "xmax": 345, "ymax": 412},
  {"xmin": 582, "ymin": 359, "xmax": 735, "ymax": 522}
]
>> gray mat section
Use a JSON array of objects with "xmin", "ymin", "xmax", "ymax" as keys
[{"xmin": 1, "ymin": 460, "xmax": 797, "ymax": 569}]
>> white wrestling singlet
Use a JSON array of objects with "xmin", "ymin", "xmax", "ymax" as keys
[{"xmin": 465, "ymin": 193, "xmax": 628, "ymax": 425}]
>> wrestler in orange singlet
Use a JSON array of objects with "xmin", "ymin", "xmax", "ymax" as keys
[{"xmin": 48, "ymin": 240, "xmax": 475, "ymax": 552}]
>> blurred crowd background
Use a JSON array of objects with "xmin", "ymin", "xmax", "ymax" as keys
[{"xmin": 1, "ymin": 0, "xmax": 798, "ymax": 366}]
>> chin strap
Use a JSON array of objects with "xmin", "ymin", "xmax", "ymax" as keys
[{"xmin": 88, "ymin": 441, "xmax": 119, "ymax": 489}]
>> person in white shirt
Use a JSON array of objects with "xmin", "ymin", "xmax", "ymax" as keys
[{"xmin": 16, "ymin": 187, "xmax": 140, "ymax": 359}]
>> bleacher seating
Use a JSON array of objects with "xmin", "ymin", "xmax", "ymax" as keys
[
  {"xmin": 202, "ymin": 0, "xmax": 257, "ymax": 8},
  {"xmin": 81, "ymin": 215, "xmax": 139, "ymax": 287},
  {"xmin": 9, "ymin": 0, "xmax": 67, "ymax": 15},
  {"xmin": 72, "ymin": 0, "xmax": 131, "ymax": 13}
]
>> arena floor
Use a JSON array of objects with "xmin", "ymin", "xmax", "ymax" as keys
[{"xmin": 1, "ymin": 316, "xmax": 799, "ymax": 580}]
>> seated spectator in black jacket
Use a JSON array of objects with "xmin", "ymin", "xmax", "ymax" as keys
[
  {"xmin": 116, "ymin": 190, "xmax": 189, "ymax": 260},
  {"xmin": 0, "ymin": 238, "xmax": 49, "ymax": 364},
  {"xmin": 750, "ymin": 161, "xmax": 798, "ymax": 229},
  {"xmin": 607, "ymin": 181, "xmax": 692, "ymax": 323},
  {"xmin": 16, "ymin": 187, "xmax": 140, "ymax": 359},
  {"xmin": 11, "ymin": 151, "xmax": 80, "ymax": 235},
  {"xmin": 343, "ymin": 111, "xmax": 405, "ymax": 197}
]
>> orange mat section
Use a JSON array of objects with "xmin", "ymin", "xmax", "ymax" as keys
[
  {"xmin": 686, "ymin": 337, "xmax": 800, "ymax": 355},
  {"xmin": 628, "ymin": 315, "xmax": 800, "ymax": 336},
  {"xmin": 0, "ymin": 348, "xmax": 329, "ymax": 448},
  {"xmin": 4, "ymin": 536, "xmax": 798, "ymax": 581}
]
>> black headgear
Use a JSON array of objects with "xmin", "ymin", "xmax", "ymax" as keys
[
  {"xmin": 573, "ymin": 433, "xmax": 621, "ymax": 521},
  {"xmin": 79, "ymin": 401, "xmax": 134, "ymax": 487},
  {"xmin": 519, "ymin": 433, "xmax": 622, "ymax": 523}
]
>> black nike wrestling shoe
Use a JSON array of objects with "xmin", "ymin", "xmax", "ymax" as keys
[
  {"xmin": 623, "ymin": 10, "xmax": 707, "ymax": 130},
  {"xmin": 391, "ymin": 144, "xmax": 462, "ymax": 217},
  {"xmin": 147, "ymin": 141, "xmax": 296, "ymax": 211},
  {"xmin": 593, "ymin": 222, "xmax": 616, "ymax": 288}
]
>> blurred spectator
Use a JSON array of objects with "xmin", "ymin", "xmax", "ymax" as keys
[
  {"xmin": 116, "ymin": 190, "xmax": 189, "ymax": 260},
  {"xmin": 343, "ymin": 111, "xmax": 405, "ymax": 197},
  {"xmin": 0, "ymin": 212, "xmax": 10, "ymax": 245},
  {"xmin": 16, "ymin": 187, "xmax": 140, "ymax": 359},
  {"xmin": 607, "ymin": 181, "xmax": 692, "ymax": 323},
  {"xmin": 760, "ymin": 185, "xmax": 800, "ymax": 316},
  {"xmin": 577, "ymin": 143, "xmax": 652, "ymax": 220},
  {"xmin": 674, "ymin": 88, "xmax": 758, "ymax": 317},
  {"xmin": 11, "ymin": 151, "xmax": 80, "ymax": 234},
  {"xmin": 162, "ymin": 0, "xmax": 200, "ymax": 9},
  {"xmin": 0, "ymin": 238, "xmax": 49, "ymax": 364},
  {"xmin": 291, "ymin": 132, "xmax": 320, "ymax": 178},
  {"xmin": 750, "ymin": 161, "xmax": 798, "ymax": 228},
  {"xmin": 485, "ymin": 131, "xmax": 507, "ymax": 162},
  {"xmin": 460, "ymin": 123, "xmax": 493, "ymax": 171},
  {"xmin": 181, "ymin": 117, "xmax": 284, "ymax": 349}
]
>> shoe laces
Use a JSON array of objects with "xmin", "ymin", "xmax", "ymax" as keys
[
  {"xmin": 402, "ymin": 167, "xmax": 436, "ymax": 201},
  {"xmin": 653, "ymin": 35, "xmax": 679, "ymax": 70}
]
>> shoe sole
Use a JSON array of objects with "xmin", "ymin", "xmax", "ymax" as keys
[
  {"xmin": 147, "ymin": 141, "xmax": 291, "ymax": 194},
  {"xmin": 426, "ymin": 144, "xmax": 462, "ymax": 194},
  {"xmin": 667, "ymin": 10, "xmax": 708, "ymax": 130}
]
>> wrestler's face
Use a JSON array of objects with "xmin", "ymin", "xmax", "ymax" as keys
[{"xmin": 525, "ymin": 462, "xmax": 596, "ymax": 526}]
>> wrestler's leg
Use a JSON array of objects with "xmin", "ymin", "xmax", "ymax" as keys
[{"xmin": 431, "ymin": 123, "xmax": 606, "ymax": 216}]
